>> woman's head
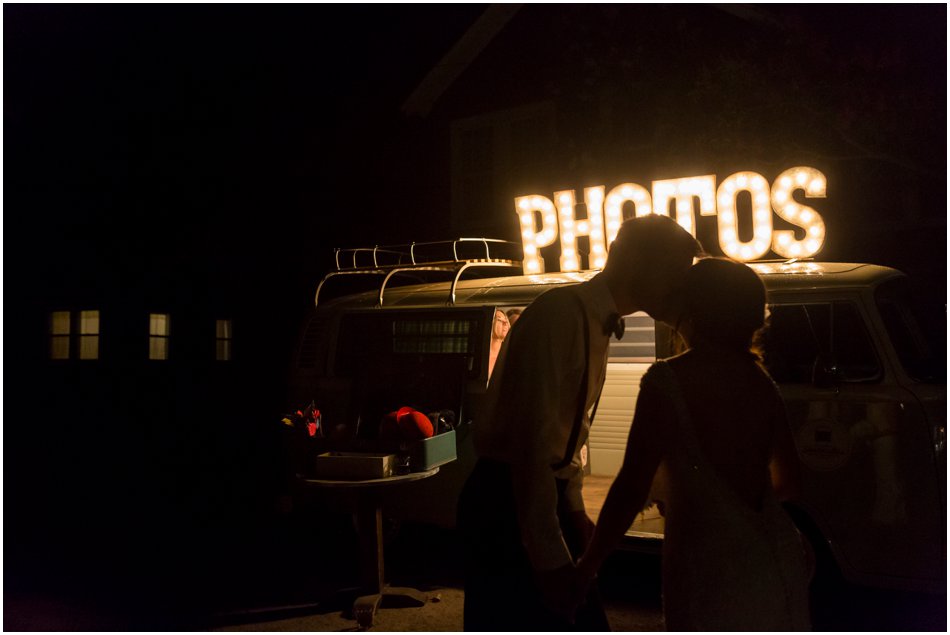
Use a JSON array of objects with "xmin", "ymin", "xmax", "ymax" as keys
[
  {"xmin": 492, "ymin": 309, "xmax": 510, "ymax": 340},
  {"xmin": 681, "ymin": 258, "xmax": 766, "ymax": 354}
]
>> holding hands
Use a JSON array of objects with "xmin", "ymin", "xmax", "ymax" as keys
[
  {"xmin": 534, "ymin": 545, "xmax": 602, "ymax": 623},
  {"xmin": 535, "ymin": 560, "xmax": 599, "ymax": 625},
  {"xmin": 570, "ymin": 555, "xmax": 600, "ymax": 617}
]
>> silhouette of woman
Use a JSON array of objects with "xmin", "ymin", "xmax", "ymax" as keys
[{"xmin": 576, "ymin": 258, "xmax": 810, "ymax": 630}]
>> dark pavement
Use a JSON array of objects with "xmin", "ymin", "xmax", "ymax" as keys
[{"xmin": 5, "ymin": 506, "xmax": 945, "ymax": 631}]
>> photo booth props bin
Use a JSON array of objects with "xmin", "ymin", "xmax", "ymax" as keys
[
  {"xmin": 407, "ymin": 429, "xmax": 456, "ymax": 471},
  {"xmin": 313, "ymin": 452, "xmax": 397, "ymax": 480},
  {"xmin": 308, "ymin": 408, "xmax": 457, "ymax": 479},
  {"xmin": 377, "ymin": 407, "xmax": 457, "ymax": 471}
]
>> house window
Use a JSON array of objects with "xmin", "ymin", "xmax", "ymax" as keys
[
  {"xmin": 149, "ymin": 313, "xmax": 170, "ymax": 360},
  {"xmin": 50, "ymin": 311, "xmax": 71, "ymax": 359},
  {"xmin": 216, "ymin": 319, "xmax": 232, "ymax": 361},
  {"xmin": 79, "ymin": 310, "xmax": 100, "ymax": 360},
  {"xmin": 50, "ymin": 310, "xmax": 100, "ymax": 360}
]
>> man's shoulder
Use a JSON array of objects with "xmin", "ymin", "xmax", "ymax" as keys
[
  {"xmin": 529, "ymin": 284, "xmax": 584, "ymax": 309},
  {"xmin": 517, "ymin": 286, "xmax": 584, "ymax": 325},
  {"xmin": 509, "ymin": 285, "xmax": 584, "ymax": 342}
]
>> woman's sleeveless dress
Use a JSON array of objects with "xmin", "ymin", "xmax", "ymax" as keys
[{"xmin": 648, "ymin": 361, "xmax": 811, "ymax": 631}]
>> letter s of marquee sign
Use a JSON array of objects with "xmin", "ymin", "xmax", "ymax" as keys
[{"xmin": 515, "ymin": 167, "xmax": 827, "ymax": 272}]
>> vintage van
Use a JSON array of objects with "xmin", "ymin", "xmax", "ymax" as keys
[{"xmin": 288, "ymin": 239, "xmax": 945, "ymax": 594}]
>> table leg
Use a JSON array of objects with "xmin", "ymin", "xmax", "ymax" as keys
[
  {"xmin": 354, "ymin": 587, "xmax": 428, "ymax": 629},
  {"xmin": 356, "ymin": 496, "xmax": 385, "ymax": 594},
  {"xmin": 354, "ymin": 495, "xmax": 384, "ymax": 627},
  {"xmin": 353, "ymin": 592, "xmax": 383, "ymax": 629},
  {"xmin": 351, "ymin": 488, "xmax": 430, "ymax": 628}
]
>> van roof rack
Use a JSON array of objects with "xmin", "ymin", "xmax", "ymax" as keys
[{"xmin": 315, "ymin": 238, "xmax": 523, "ymax": 307}]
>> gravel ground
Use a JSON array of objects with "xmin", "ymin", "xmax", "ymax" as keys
[{"xmin": 5, "ymin": 512, "xmax": 944, "ymax": 632}]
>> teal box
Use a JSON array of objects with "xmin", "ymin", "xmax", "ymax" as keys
[{"xmin": 409, "ymin": 429, "xmax": 457, "ymax": 470}]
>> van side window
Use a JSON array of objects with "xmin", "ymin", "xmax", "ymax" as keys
[
  {"xmin": 765, "ymin": 302, "xmax": 880, "ymax": 384},
  {"xmin": 831, "ymin": 302, "xmax": 881, "ymax": 381},
  {"xmin": 607, "ymin": 312, "xmax": 656, "ymax": 362}
]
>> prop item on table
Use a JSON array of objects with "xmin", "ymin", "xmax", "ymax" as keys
[
  {"xmin": 428, "ymin": 410, "xmax": 457, "ymax": 434},
  {"xmin": 281, "ymin": 401, "xmax": 323, "ymax": 438},
  {"xmin": 314, "ymin": 452, "xmax": 396, "ymax": 480},
  {"xmin": 380, "ymin": 410, "xmax": 401, "ymax": 441},
  {"xmin": 397, "ymin": 406, "xmax": 434, "ymax": 440},
  {"xmin": 377, "ymin": 407, "xmax": 459, "ymax": 442}
]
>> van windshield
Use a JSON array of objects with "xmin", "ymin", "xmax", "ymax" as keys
[{"xmin": 875, "ymin": 277, "xmax": 946, "ymax": 383}]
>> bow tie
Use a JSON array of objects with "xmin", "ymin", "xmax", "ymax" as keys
[{"xmin": 604, "ymin": 313, "xmax": 625, "ymax": 340}]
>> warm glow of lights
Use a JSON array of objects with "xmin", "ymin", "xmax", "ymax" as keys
[
  {"xmin": 584, "ymin": 186, "xmax": 608, "ymax": 269},
  {"xmin": 514, "ymin": 195, "xmax": 558, "ymax": 273},
  {"xmin": 771, "ymin": 167, "xmax": 826, "ymax": 259},
  {"xmin": 650, "ymin": 175, "xmax": 715, "ymax": 237},
  {"xmin": 605, "ymin": 183, "xmax": 651, "ymax": 246},
  {"xmin": 513, "ymin": 166, "xmax": 827, "ymax": 272},
  {"xmin": 555, "ymin": 189, "xmax": 579, "ymax": 272},
  {"xmin": 549, "ymin": 187, "xmax": 610, "ymax": 272},
  {"xmin": 716, "ymin": 171, "xmax": 772, "ymax": 261}
]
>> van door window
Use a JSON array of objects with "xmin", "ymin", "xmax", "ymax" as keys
[
  {"xmin": 765, "ymin": 302, "xmax": 881, "ymax": 384},
  {"xmin": 875, "ymin": 278, "xmax": 946, "ymax": 383}
]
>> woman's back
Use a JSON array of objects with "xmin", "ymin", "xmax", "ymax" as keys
[
  {"xmin": 650, "ymin": 356, "xmax": 810, "ymax": 631},
  {"xmin": 666, "ymin": 345, "xmax": 779, "ymax": 510}
]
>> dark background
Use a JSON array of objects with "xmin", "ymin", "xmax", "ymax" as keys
[{"xmin": 4, "ymin": 4, "xmax": 946, "ymax": 628}]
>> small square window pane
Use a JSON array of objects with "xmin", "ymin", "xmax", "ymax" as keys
[
  {"xmin": 150, "ymin": 313, "xmax": 169, "ymax": 336},
  {"xmin": 80, "ymin": 310, "xmax": 100, "ymax": 335},
  {"xmin": 51, "ymin": 335, "xmax": 70, "ymax": 359},
  {"xmin": 216, "ymin": 319, "xmax": 232, "ymax": 339},
  {"xmin": 51, "ymin": 311, "xmax": 71, "ymax": 335},
  {"xmin": 216, "ymin": 339, "xmax": 231, "ymax": 361},
  {"xmin": 79, "ymin": 335, "xmax": 99, "ymax": 360},
  {"xmin": 149, "ymin": 336, "xmax": 168, "ymax": 360}
]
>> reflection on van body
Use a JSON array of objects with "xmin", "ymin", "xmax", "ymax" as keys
[
  {"xmin": 291, "ymin": 261, "xmax": 945, "ymax": 593},
  {"xmin": 764, "ymin": 293, "xmax": 944, "ymax": 590}
]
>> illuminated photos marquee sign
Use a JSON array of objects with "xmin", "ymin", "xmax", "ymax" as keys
[{"xmin": 514, "ymin": 166, "xmax": 827, "ymax": 273}]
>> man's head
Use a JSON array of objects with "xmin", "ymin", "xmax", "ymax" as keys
[{"xmin": 602, "ymin": 214, "xmax": 703, "ymax": 322}]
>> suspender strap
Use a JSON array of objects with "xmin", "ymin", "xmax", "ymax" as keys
[{"xmin": 554, "ymin": 291, "xmax": 594, "ymax": 471}]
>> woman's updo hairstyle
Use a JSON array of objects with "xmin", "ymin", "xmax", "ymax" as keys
[{"xmin": 683, "ymin": 257, "xmax": 767, "ymax": 357}]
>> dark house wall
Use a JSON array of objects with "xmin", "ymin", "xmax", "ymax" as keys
[{"xmin": 382, "ymin": 5, "xmax": 946, "ymax": 290}]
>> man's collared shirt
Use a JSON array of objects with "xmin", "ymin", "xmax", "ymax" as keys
[{"xmin": 474, "ymin": 273, "xmax": 618, "ymax": 571}]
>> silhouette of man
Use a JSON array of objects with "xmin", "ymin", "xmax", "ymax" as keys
[{"xmin": 459, "ymin": 214, "xmax": 702, "ymax": 631}]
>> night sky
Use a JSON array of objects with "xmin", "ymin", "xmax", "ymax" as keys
[
  {"xmin": 6, "ymin": 5, "xmax": 946, "ymax": 299},
  {"xmin": 6, "ymin": 4, "xmax": 488, "ymax": 300}
]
